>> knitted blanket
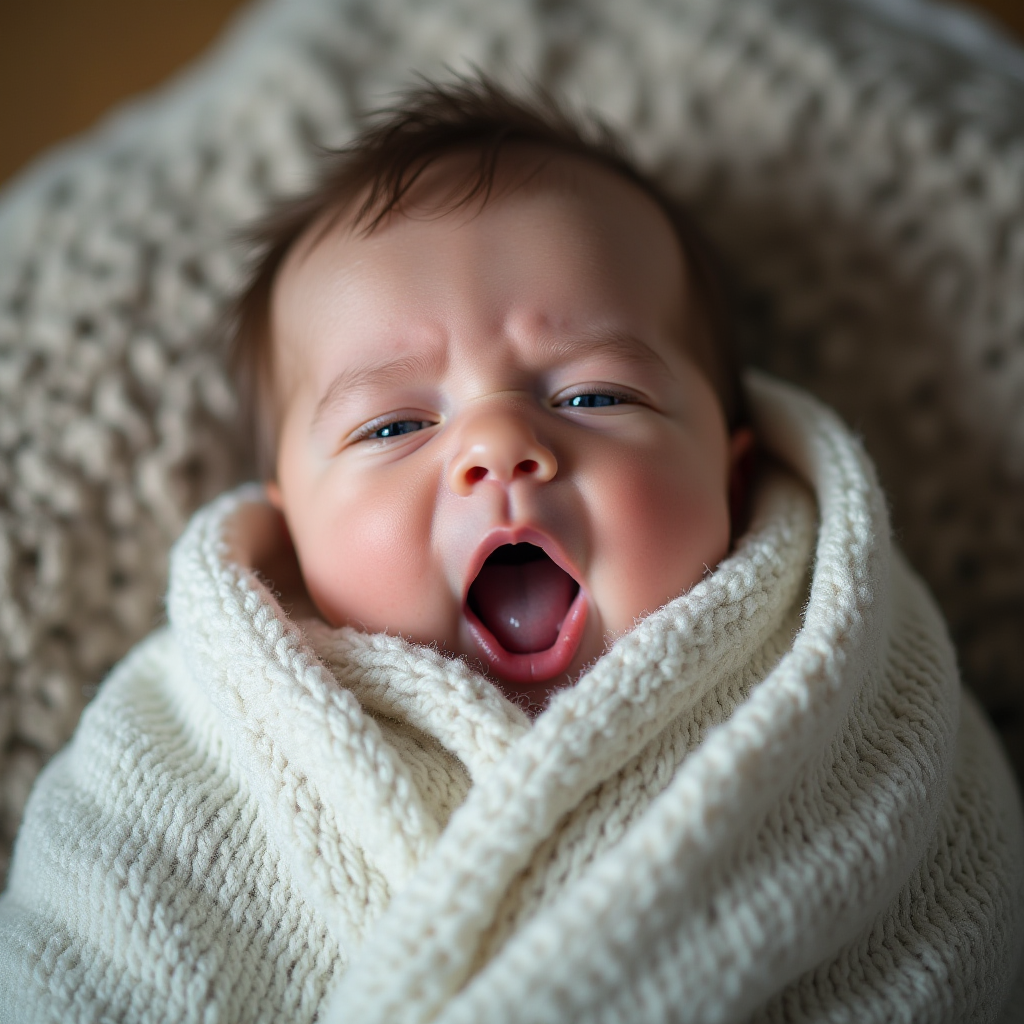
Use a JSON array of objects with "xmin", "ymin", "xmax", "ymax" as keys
[{"xmin": 1, "ymin": 374, "xmax": 1021, "ymax": 1023}]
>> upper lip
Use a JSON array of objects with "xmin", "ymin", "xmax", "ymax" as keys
[{"xmin": 463, "ymin": 526, "xmax": 582, "ymax": 604}]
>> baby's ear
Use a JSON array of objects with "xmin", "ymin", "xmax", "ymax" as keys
[
  {"xmin": 728, "ymin": 427, "xmax": 757, "ymax": 541},
  {"xmin": 265, "ymin": 480, "xmax": 284, "ymax": 510}
]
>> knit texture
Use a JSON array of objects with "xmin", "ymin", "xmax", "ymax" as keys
[{"xmin": 1, "ymin": 375, "xmax": 1020, "ymax": 1023}]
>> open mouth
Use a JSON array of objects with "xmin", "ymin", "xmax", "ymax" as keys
[{"xmin": 465, "ymin": 542, "xmax": 587, "ymax": 686}]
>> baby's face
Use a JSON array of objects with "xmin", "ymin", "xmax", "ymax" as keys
[{"xmin": 267, "ymin": 151, "xmax": 748, "ymax": 702}]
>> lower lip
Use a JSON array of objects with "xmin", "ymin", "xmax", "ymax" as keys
[{"xmin": 464, "ymin": 588, "xmax": 589, "ymax": 687}]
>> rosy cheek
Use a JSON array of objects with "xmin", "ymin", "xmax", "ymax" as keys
[
  {"xmin": 296, "ymin": 476, "xmax": 455, "ymax": 642},
  {"xmin": 590, "ymin": 444, "xmax": 729, "ymax": 631}
]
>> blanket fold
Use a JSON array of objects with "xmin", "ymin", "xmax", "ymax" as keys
[{"xmin": 1, "ymin": 373, "xmax": 1021, "ymax": 1023}]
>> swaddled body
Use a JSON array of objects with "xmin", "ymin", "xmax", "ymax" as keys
[
  {"xmin": 2, "ymin": 374, "xmax": 1021, "ymax": 1023},
  {"xmin": 1, "ymin": 78, "xmax": 1022, "ymax": 1022}
]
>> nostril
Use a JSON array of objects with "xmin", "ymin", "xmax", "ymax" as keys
[
  {"xmin": 466, "ymin": 466, "xmax": 488, "ymax": 484},
  {"xmin": 516, "ymin": 459, "xmax": 538, "ymax": 475}
]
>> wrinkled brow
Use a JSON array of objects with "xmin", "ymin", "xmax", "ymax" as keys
[
  {"xmin": 537, "ymin": 329, "xmax": 671, "ymax": 375},
  {"xmin": 312, "ymin": 347, "xmax": 448, "ymax": 426},
  {"xmin": 312, "ymin": 328, "xmax": 670, "ymax": 426}
]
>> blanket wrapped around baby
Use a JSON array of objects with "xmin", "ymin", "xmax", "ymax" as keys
[{"xmin": 1, "ymin": 373, "xmax": 1022, "ymax": 1023}]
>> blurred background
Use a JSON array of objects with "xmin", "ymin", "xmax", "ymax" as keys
[{"xmin": 0, "ymin": 0, "xmax": 1022, "ymax": 189}]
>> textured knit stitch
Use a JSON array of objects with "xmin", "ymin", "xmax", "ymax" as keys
[{"xmin": 0, "ymin": 375, "xmax": 1020, "ymax": 1023}]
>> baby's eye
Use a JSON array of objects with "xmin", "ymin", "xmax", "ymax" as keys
[
  {"xmin": 561, "ymin": 393, "xmax": 624, "ymax": 408},
  {"xmin": 556, "ymin": 388, "xmax": 635, "ymax": 409},
  {"xmin": 368, "ymin": 419, "xmax": 432, "ymax": 439}
]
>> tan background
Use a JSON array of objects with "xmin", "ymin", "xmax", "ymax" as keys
[{"xmin": 0, "ymin": 0, "xmax": 1022, "ymax": 188}]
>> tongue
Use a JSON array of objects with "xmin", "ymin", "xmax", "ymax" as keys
[{"xmin": 470, "ymin": 558, "xmax": 577, "ymax": 653}]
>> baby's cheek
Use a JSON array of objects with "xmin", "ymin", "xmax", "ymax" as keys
[
  {"xmin": 590, "ymin": 446, "xmax": 730, "ymax": 630},
  {"xmin": 298, "ymin": 491, "xmax": 456, "ymax": 643}
]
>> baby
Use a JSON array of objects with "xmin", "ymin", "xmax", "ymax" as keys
[
  {"xmin": 2, "ymin": 74, "xmax": 1021, "ymax": 1024},
  {"xmin": 232, "ymin": 75, "xmax": 753, "ymax": 707}
]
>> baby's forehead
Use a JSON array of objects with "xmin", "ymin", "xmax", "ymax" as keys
[
  {"xmin": 267, "ymin": 144, "xmax": 705, "ymax": 412},
  {"xmin": 277, "ymin": 152, "xmax": 687, "ymax": 337}
]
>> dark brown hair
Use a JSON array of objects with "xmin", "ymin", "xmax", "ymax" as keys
[{"xmin": 227, "ymin": 73, "xmax": 746, "ymax": 478}]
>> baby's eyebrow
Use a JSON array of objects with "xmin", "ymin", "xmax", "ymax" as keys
[
  {"xmin": 312, "ymin": 348, "xmax": 448, "ymax": 426},
  {"xmin": 537, "ymin": 329, "xmax": 671, "ymax": 375}
]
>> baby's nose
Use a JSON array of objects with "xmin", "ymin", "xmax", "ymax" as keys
[{"xmin": 448, "ymin": 409, "xmax": 557, "ymax": 496}]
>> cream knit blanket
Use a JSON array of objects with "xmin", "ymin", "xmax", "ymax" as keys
[{"xmin": 1, "ymin": 374, "xmax": 1021, "ymax": 1023}]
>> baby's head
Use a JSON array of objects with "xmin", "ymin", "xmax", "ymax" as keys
[{"xmin": 230, "ymin": 75, "xmax": 753, "ymax": 705}]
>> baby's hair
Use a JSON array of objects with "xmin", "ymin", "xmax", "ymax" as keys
[{"xmin": 227, "ymin": 72, "xmax": 747, "ymax": 479}]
